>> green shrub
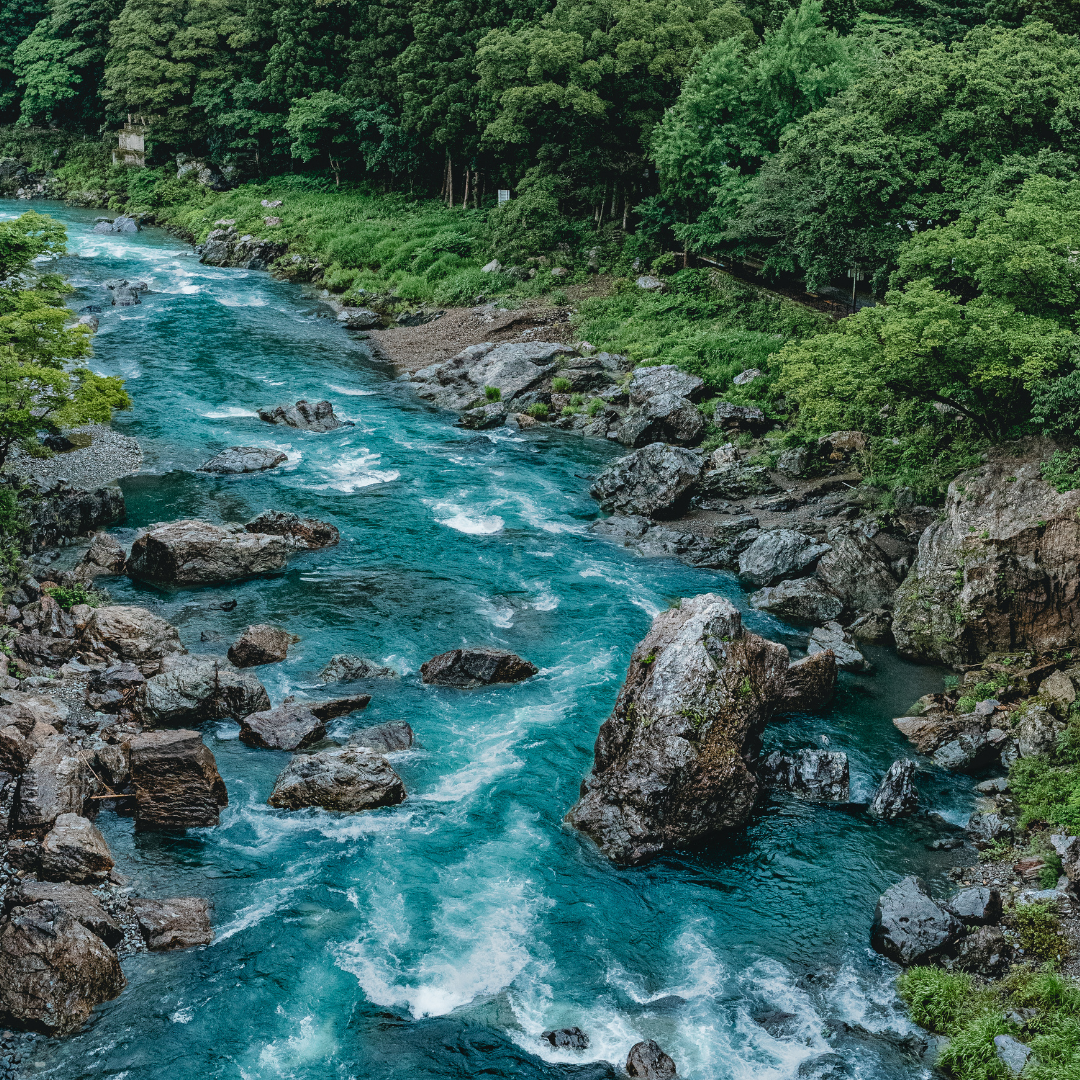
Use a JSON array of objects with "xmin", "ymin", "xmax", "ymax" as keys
[
  {"xmin": 587, "ymin": 398, "xmax": 605, "ymax": 416},
  {"xmin": 1041, "ymin": 449, "xmax": 1080, "ymax": 493},
  {"xmin": 551, "ymin": 377, "xmax": 571, "ymax": 392},
  {"xmin": 957, "ymin": 695, "xmax": 977, "ymax": 713},
  {"xmin": 551, "ymin": 289, "xmax": 568, "ymax": 305},
  {"xmin": 1014, "ymin": 902, "xmax": 1065, "ymax": 965},
  {"xmin": 526, "ymin": 403, "xmax": 549, "ymax": 419},
  {"xmin": 561, "ymin": 405, "xmax": 577, "ymax": 416},
  {"xmin": 484, "ymin": 385, "xmax": 501, "ymax": 402},
  {"xmin": 937, "ymin": 1010, "xmax": 1012, "ymax": 1080},
  {"xmin": 1010, "ymin": 757, "xmax": 1080, "ymax": 832},
  {"xmin": 42, "ymin": 582, "xmax": 105, "ymax": 610},
  {"xmin": 432, "ymin": 267, "xmax": 492, "ymax": 306},
  {"xmin": 897, "ymin": 968, "xmax": 973, "ymax": 1033}
]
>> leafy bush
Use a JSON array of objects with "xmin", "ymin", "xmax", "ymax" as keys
[
  {"xmin": 937, "ymin": 1010, "xmax": 1012, "ymax": 1080},
  {"xmin": 1041, "ymin": 449, "xmax": 1080, "ymax": 493},
  {"xmin": 526, "ymin": 403, "xmax": 549, "ymax": 419},
  {"xmin": 896, "ymin": 968, "xmax": 973, "ymax": 1033},
  {"xmin": 1013, "ymin": 902, "xmax": 1065, "ymax": 965},
  {"xmin": 551, "ymin": 377, "xmax": 571, "ymax": 392},
  {"xmin": 484, "ymin": 385, "xmax": 501, "ymax": 402},
  {"xmin": 42, "ymin": 582, "xmax": 105, "ymax": 610},
  {"xmin": 587, "ymin": 398, "xmax": 604, "ymax": 416},
  {"xmin": 1010, "ymin": 757, "xmax": 1080, "ymax": 832}
]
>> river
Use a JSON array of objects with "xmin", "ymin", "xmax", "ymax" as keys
[{"xmin": 5, "ymin": 200, "xmax": 974, "ymax": 1080}]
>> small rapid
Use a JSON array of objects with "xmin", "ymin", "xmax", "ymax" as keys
[{"xmin": 8, "ymin": 200, "xmax": 976, "ymax": 1080}]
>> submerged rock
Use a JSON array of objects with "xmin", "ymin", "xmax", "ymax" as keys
[
  {"xmin": 130, "ymin": 897, "xmax": 213, "ymax": 950},
  {"xmin": 870, "ymin": 876, "xmax": 962, "ymax": 966},
  {"xmin": 626, "ymin": 1040, "xmax": 676, "ymax": 1079},
  {"xmin": 227, "ymin": 624, "xmax": 295, "ymax": 668},
  {"xmin": 0, "ymin": 901, "xmax": 126, "ymax": 1034},
  {"xmin": 127, "ymin": 729, "xmax": 229, "ymax": 829},
  {"xmin": 420, "ymin": 648, "xmax": 537, "ymax": 687},
  {"xmin": 589, "ymin": 443, "xmax": 703, "ymax": 519},
  {"xmin": 868, "ymin": 759, "xmax": 919, "ymax": 819},
  {"xmin": 257, "ymin": 399, "xmax": 352, "ymax": 431},
  {"xmin": 199, "ymin": 447, "xmax": 288, "ymax": 474},
  {"xmin": 267, "ymin": 747, "xmax": 406, "ymax": 811},
  {"xmin": 760, "ymin": 749, "xmax": 849, "ymax": 801},
  {"xmin": 541, "ymin": 1027, "xmax": 589, "ymax": 1050},
  {"xmin": 319, "ymin": 654, "xmax": 398, "ymax": 681},
  {"xmin": 347, "ymin": 721, "xmax": 414, "ymax": 753},
  {"xmin": 750, "ymin": 578, "xmax": 843, "ymax": 623},
  {"xmin": 40, "ymin": 813, "xmax": 113, "ymax": 884},
  {"xmin": 565, "ymin": 594, "xmax": 790, "ymax": 864},
  {"xmin": 127, "ymin": 520, "xmax": 290, "ymax": 585}
]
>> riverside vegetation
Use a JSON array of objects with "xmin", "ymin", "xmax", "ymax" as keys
[{"xmin": 0, "ymin": 0, "xmax": 1079, "ymax": 1075}]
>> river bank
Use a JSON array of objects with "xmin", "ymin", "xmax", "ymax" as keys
[{"xmin": 0, "ymin": 199, "xmax": 1077, "ymax": 1080}]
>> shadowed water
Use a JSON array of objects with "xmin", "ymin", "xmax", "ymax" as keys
[{"xmin": 5, "ymin": 201, "xmax": 976, "ymax": 1080}]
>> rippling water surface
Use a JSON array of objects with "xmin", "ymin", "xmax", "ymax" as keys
[{"xmin": 6, "ymin": 201, "xmax": 978, "ymax": 1080}]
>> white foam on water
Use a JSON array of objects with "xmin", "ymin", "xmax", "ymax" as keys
[
  {"xmin": 201, "ymin": 406, "xmax": 259, "ymax": 419},
  {"xmin": 532, "ymin": 588, "xmax": 559, "ymax": 612},
  {"xmin": 304, "ymin": 449, "xmax": 399, "ymax": 493},
  {"xmin": 216, "ymin": 293, "xmax": 269, "ymax": 307},
  {"xmin": 475, "ymin": 596, "xmax": 515, "ymax": 628},
  {"xmin": 171, "ymin": 1007, "xmax": 194, "ymax": 1024},
  {"xmin": 430, "ymin": 500, "xmax": 504, "ymax": 535},
  {"xmin": 327, "ymin": 384, "xmax": 376, "ymax": 396},
  {"xmin": 415, "ymin": 738, "xmax": 523, "ymax": 803},
  {"xmin": 255, "ymin": 1015, "xmax": 339, "ymax": 1077}
]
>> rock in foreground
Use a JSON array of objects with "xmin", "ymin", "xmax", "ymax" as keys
[
  {"xmin": 0, "ymin": 901, "xmax": 125, "ymax": 1034},
  {"xmin": 128, "ymin": 729, "xmax": 229, "ymax": 828},
  {"xmin": 40, "ymin": 813, "xmax": 114, "ymax": 883},
  {"xmin": 127, "ymin": 519, "xmax": 290, "ymax": 585},
  {"xmin": 626, "ymin": 1040, "xmax": 676, "ymax": 1079},
  {"xmin": 565, "ymin": 594, "xmax": 790, "ymax": 863},
  {"xmin": 870, "ymin": 876, "xmax": 962, "ymax": 965},
  {"xmin": 267, "ymin": 747, "xmax": 405, "ymax": 811},
  {"xmin": 589, "ymin": 443, "xmax": 702, "ymax": 519},
  {"xmin": 238, "ymin": 703, "xmax": 326, "ymax": 750},
  {"xmin": 130, "ymin": 897, "xmax": 213, "ymax": 950},
  {"xmin": 199, "ymin": 447, "xmax": 288, "ymax": 474},
  {"xmin": 868, "ymin": 759, "xmax": 918, "ymax": 819},
  {"xmin": 420, "ymin": 648, "xmax": 537, "ymax": 687},
  {"xmin": 139, "ymin": 654, "xmax": 270, "ymax": 725},
  {"xmin": 760, "ymin": 749, "xmax": 849, "ymax": 801}
]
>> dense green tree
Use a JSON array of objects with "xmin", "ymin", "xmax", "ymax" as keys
[{"xmin": 0, "ymin": 0, "xmax": 48, "ymax": 120}]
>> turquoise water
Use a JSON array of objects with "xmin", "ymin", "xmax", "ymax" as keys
[{"xmin": 9, "ymin": 201, "xmax": 975, "ymax": 1080}]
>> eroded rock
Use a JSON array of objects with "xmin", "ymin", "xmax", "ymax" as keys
[
  {"xmin": 626, "ymin": 1040, "xmax": 676, "ymax": 1079},
  {"xmin": 130, "ymin": 897, "xmax": 213, "ymax": 950},
  {"xmin": 750, "ymin": 578, "xmax": 843, "ymax": 623},
  {"xmin": 227, "ymin": 624, "xmax": 295, "ymax": 668},
  {"xmin": 40, "ymin": 813, "xmax": 113, "ymax": 883},
  {"xmin": 870, "ymin": 876, "xmax": 962, "ymax": 966},
  {"xmin": 347, "ymin": 721, "xmax": 415, "ymax": 753},
  {"xmin": 420, "ymin": 648, "xmax": 537, "ymax": 687},
  {"xmin": 79, "ymin": 605, "xmax": 185, "ymax": 675},
  {"xmin": 778, "ymin": 651, "xmax": 837, "ymax": 713},
  {"xmin": 244, "ymin": 509, "xmax": 340, "ymax": 550},
  {"xmin": 737, "ymin": 530, "xmax": 830, "ymax": 588},
  {"xmin": 760, "ymin": 749, "xmax": 849, "ymax": 801},
  {"xmin": 139, "ymin": 654, "xmax": 270, "ymax": 725},
  {"xmin": 238, "ymin": 703, "xmax": 325, "ymax": 751},
  {"xmin": 319, "ymin": 654, "xmax": 398, "ymax": 681},
  {"xmin": 127, "ymin": 520, "xmax": 290, "ymax": 585},
  {"xmin": 267, "ymin": 747, "xmax": 405, "ymax": 811},
  {"xmin": 127, "ymin": 729, "xmax": 228, "ymax": 828},
  {"xmin": 868, "ymin": 760, "xmax": 918, "ymax": 819},
  {"xmin": 257, "ymin": 400, "xmax": 352, "ymax": 431},
  {"xmin": 589, "ymin": 443, "xmax": 703, "ymax": 519},
  {"xmin": 199, "ymin": 447, "xmax": 288, "ymax": 474}
]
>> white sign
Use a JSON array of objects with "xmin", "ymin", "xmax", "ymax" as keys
[{"xmin": 497, "ymin": 189, "xmax": 511, "ymax": 205}]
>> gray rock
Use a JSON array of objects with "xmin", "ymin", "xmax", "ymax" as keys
[
  {"xmin": 12, "ymin": 736, "xmax": 93, "ymax": 829},
  {"xmin": 733, "ymin": 368, "xmax": 762, "ymax": 386},
  {"xmin": 977, "ymin": 777, "xmax": 1009, "ymax": 794},
  {"xmin": 778, "ymin": 651, "xmax": 838, "ymax": 713},
  {"xmin": 199, "ymin": 447, "xmax": 288, "ymax": 474},
  {"xmin": 14, "ymin": 881, "xmax": 122, "ymax": 947},
  {"xmin": 993, "ymin": 1035, "xmax": 1032, "ymax": 1076},
  {"xmin": 808, "ymin": 622, "xmax": 870, "ymax": 672},
  {"xmin": 79, "ymin": 605, "xmax": 185, "ymax": 675},
  {"xmin": 868, "ymin": 760, "xmax": 919, "ymax": 819},
  {"xmin": 635, "ymin": 275, "xmax": 665, "ymax": 292},
  {"xmin": 128, "ymin": 519, "xmax": 291, "ymax": 585},
  {"xmin": 627, "ymin": 365, "xmax": 705, "ymax": 405},
  {"xmin": 697, "ymin": 464, "xmax": 777, "ymax": 501},
  {"xmin": 589, "ymin": 443, "xmax": 703, "ymax": 519},
  {"xmin": 713, "ymin": 402, "xmax": 769, "ymax": 434},
  {"xmin": 848, "ymin": 609, "xmax": 893, "ymax": 644},
  {"xmin": 0, "ymin": 900, "xmax": 125, "ymax": 1034},
  {"xmin": 93, "ymin": 215, "xmax": 139, "ymax": 234},
  {"xmin": 948, "ymin": 886, "xmax": 1002, "ymax": 925},
  {"xmin": 267, "ymin": 746, "xmax": 406, "ymax": 812},
  {"xmin": 257, "ymin": 399, "xmax": 352, "ymax": 431},
  {"xmin": 967, "ymin": 810, "xmax": 1013, "ymax": 845},
  {"xmin": 738, "ymin": 530, "xmax": 831, "ymax": 588},
  {"xmin": 127, "ymin": 729, "xmax": 229, "ymax": 829},
  {"xmin": 457, "ymin": 402, "xmax": 507, "ymax": 430},
  {"xmin": 62, "ymin": 531, "xmax": 126, "ymax": 585},
  {"xmin": 974, "ymin": 698, "xmax": 999, "ymax": 717},
  {"xmin": 420, "ymin": 648, "xmax": 537, "ymax": 687},
  {"xmin": 617, "ymin": 394, "xmax": 704, "ymax": 447},
  {"xmin": 815, "ymin": 528, "xmax": 900, "ymax": 612},
  {"xmin": 589, "ymin": 514, "xmax": 757, "ymax": 571},
  {"xmin": 626, "ymin": 1039, "xmax": 676, "ymax": 1078},
  {"xmin": 347, "ymin": 721, "xmax": 414, "ymax": 753},
  {"xmin": 870, "ymin": 876, "xmax": 962, "ymax": 965},
  {"xmin": 565, "ymin": 595, "xmax": 791, "ymax": 863},
  {"xmin": 1015, "ymin": 703, "xmax": 1064, "ymax": 758},
  {"xmin": 40, "ymin": 813, "xmax": 114, "ymax": 883},
  {"xmin": 760, "ymin": 749, "xmax": 849, "ymax": 800},
  {"xmin": 1051, "ymin": 833, "xmax": 1080, "ymax": 887},
  {"xmin": 227, "ymin": 624, "xmax": 295, "ymax": 668},
  {"xmin": 238, "ymin": 703, "xmax": 326, "ymax": 751},
  {"xmin": 933, "ymin": 726, "xmax": 1009, "ymax": 773},
  {"xmin": 542, "ymin": 1027, "xmax": 589, "ymax": 1050},
  {"xmin": 952, "ymin": 925, "xmax": 1013, "ymax": 977},
  {"xmin": 336, "ymin": 308, "xmax": 381, "ymax": 330},
  {"xmin": 130, "ymin": 897, "xmax": 213, "ymax": 950},
  {"xmin": 244, "ymin": 509, "xmax": 339, "ymax": 550},
  {"xmin": 319, "ymin": 654, "xmax": 398, "ymax": 681},
  {"xmin": 750, "ymin": 578, "xmax": 843, "ymax": 623},
  {"xmin": 139, "ymin": 654, "xmax": 270, "ymax": 725},
  {"xmin": 777, "ymin": 446, "xmax": 810, "ymax": 477},
  {"xmin": 112, "ymin": 285, "xmax": 140, "ymax": 307}
]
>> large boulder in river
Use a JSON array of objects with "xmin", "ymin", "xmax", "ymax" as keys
[
  {"xmin": 62, "ymin": 532, "xmax": 125, "ymax": 586},
  {"xmin": 257, "ymin": 399, "xmax": 352, "ymax": 431},
  {"xmin": 750, "ymin": 578, "xmax": 843, "ymax": 623},
  {"xmin": 320, "ymin": 654, "xmax": 398, "ymax": 681},
  {"xmin": 737, "ymin": 529, "xmax": 831, "ymax": 587},
  {"xmin": 127, "ymin": 519, "xmax": 290, "ymax": 585},
  {"xmin": 778, "ymin": 651, "xmax": 837, "ymax": 713},
  {"xmin": 138, "ymin": 654, "xmax": 270, "ymax": 725},
  {"xmin": 815, "ymin": 527, "xmax": 900, "ymax": 613},
  {"xmin": 12, "ymin": 736, "xmax": 94, "ymax": 830},
  {"xmin": 244, "ymin": 509, "xmax": 339, "ymax": 549},
  {"xmin": 267, "ymin": 747, "xmax": 406, "ymax": 811},
  {"xmin": 0, "ymin": 900, "xmax": 126, "ymax": 1035},
  {"xmin": 40, "ymin": 813, "xmax": 113, "ymax": 883},
  {"xmin": 565, "ymin": 594, "xmax": 790, "ymax": 864},
  {"xmin": 893, "ymin": 460, "xmax": 1080, "ymax": 664},
  {"xmin": 808, "ymin": 622, "xmax": 870, "ymax": 672},
  {"xmin": 239, "ymin": 703, "xmax": 326, "ymax": 750},
  {"xmin": 79, "ymin": 605, "xmax": 185, "ymax": 674},
  {"xmin": 227, "ymin": 624, "xmax": 295, "ymax": 667},
  {"xmin": 760, "ymin": 749, "xmax": 849, "ymax": 801},
  {"xmin": 870, "ymin": 876, "xmax": 962, "ymax": 965},
  {"xmin": 625, "ymin": 1040, "xmax": 677, "ymax": 1079},
  {"xmin": 199, "ymin": 447, "xmax": 288, "ymax": 474},
  {"xmin": 868, "ymin": 759, "xmax": 919, "ymax": 819},
  {"xmin": 420, "ymin": 648, "xmax": 537, "ymax": 687},
  {"xmin": 127, "ymin": 729, "xmax": 228, "ymax": 829},
  {"xmin": 348, "ymin": 721, "xmax": 414, "ymax": 753},
  {"xmin": 589, "ymin": 443, "xmax": 703, "ymax": 519},
  {"xmin": 129, "ymin": 897, "xmax": 213, "ymax": 950}
]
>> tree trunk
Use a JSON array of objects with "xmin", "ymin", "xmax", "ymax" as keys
[
  {"xmin": 462, "ymin": 169, "xmax": 470, "ymax": 209},
  {"xmin": 448, "ymin": 156, "xmax": 454, "ymax": 207}
]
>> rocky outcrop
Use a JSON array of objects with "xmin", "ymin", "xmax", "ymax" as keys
[
  {"xmin": 257, "ymin": 400, "xmax": 352, "ymax": 432},
  {"xmin": 227, "ymin": 624, "xmax": 295, "ymax": 667},
  {"xmin": 590, "ymin": 444, "xmax": 703, "ymax": 519},
  {"xmin": 85, "ymin": 662, "xmax": 145, "ymax": 712},
  {"xmin": 815, "ymin": 526, "xmax": 899, "ymax": 613},
  {"xmin": 870, "ymin": 876, "xmax": 962, "ymax": 965},
  {"xmin": 244, "ymin": 510, "xmax": 339, "ymax": 550},
  {"xmin": 565, "ymin": 594, "xmax": 790, "ymax": 864},
  {"xmin": 750, "ymin": 578, "xmax": 843, "ymax": 623},
  {"xmin": 737, "ymin": 530, "xmax": 830, "ymax": 588},
  {"xmin": 617, "ymin": 393, "xmax": 704, "ymax": 448},
  {"xmin": 78, "ymin": 605, "xmax": 185, "ymax": 674},
  {"xmin": 61, "ymin": 532, "xmax": 126, "ymax": 586},
  {"xmin": 760, "ymin": 749, "xmax": 849, "ymax": 800},
  {"xmin": 808, "ymin": 622, "xmax": 870, "ymax": 672},
  {"xmin": 39, "ymin": 814, "xmax": 113, "ymax": 883},
  {"xmin": 238, "ymin": 704, "xmax": 326, "ymax": 750},
  {"xmin": 267, "ymin": 747, "xmax": 406, "ymax": 811},
  {"xmin": 14, "ymin": 881, "xmax": 122, "ymax": 948},
  {"xmin": 347, "ymin": 721, "xmax": 414, "ymax": 753},
  {"xmin": 319, "ymin": 654, "xmax": 398, "ymax": 681},
  {"xmin": 23, "ymin": 482, "xmax": 125, "ymax": 553},
  {"xmin": 127, "ymin": 729, "xmax": 228, "ymax": 828},
  {"xmin": 778, "ymin": 651, "xmax": 837, "ymax": 713},
  {"xmin": 129, "ymin": 897, "xmax": 213, "ymax": 950},
  {"xmin": 626, "ymin": 1040, "xmax": 676, "ymax": 1079},
  {"xmin": 949, "ymin": 886, "xmax": 1002, "ymax": 926},
  {"xmin": 200, "ymin": 226, "xmax": 283, "ymax": 270},
  {"xmin": 420, "ymin": 648, "xmax": 537, "ymax": 687},
  {"xmin": 127, "ymin": 520, "xmax": 290, "ymax": 585},
  {"xmin": 589, "ymin": 513, "xmax": 758, "ymax": 570},
  {"xmin": 893, "ymin": 460, "xmax": 1080, "ymax": 664},
  {"xmin": 199, "ymin": 447, "xmax": 288, "ymax": 474},
  {"xmin": 12, "ymin": 737, "xmax": 94, "ymax": 830},
  {"xmin": 0, "ymin": 901, "xmax": 125, "ymax": 1034},
  {"xmin": 138, "ymin": 654, "xmax": 270, "ymax": 725},
  {"xmin": 868, "ymin": 760, "xmax": 918, "ymax": 819}
]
